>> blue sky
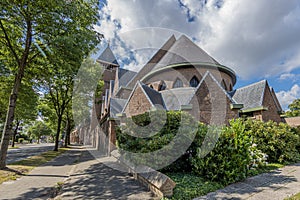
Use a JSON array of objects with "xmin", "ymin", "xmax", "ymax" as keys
[{"xmin": 95, "ymin": 0, "xmax": 300, "ymax": 110}]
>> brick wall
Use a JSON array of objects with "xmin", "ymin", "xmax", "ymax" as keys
[
  {"xmin": 188, "ymin": 74, "xmax": 238, "ymax": 125},
  {"xmin": 124, "ymin": 84, "xmax": 152, "ymax": 117},
  {"xmin": 262, "ymin": 84, "xmax": 282, "ymax": 123},
  {"xmin": 285, "ymin": 116, "xmax": 300, "ymax": 127}
]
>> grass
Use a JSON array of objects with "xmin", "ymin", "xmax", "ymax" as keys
[
  {"xmin": 0, "ymin": 148, "xmax": 68, "ymax": 184},
  {"xmin": 8, "ymin": 146, "xmax": 20, "ymax": 149},
  {"xmin": 285, "ymin": 192, "xmax": 300, "ymax": 200}
]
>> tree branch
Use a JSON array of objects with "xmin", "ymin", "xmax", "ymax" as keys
[{"xmin": 0, "ymin": 19, "xmax": 20, "ymax": 64}]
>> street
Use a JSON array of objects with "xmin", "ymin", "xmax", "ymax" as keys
[{"xmin": 7, "ymin": 143, "xmax": 55, "ymax": 164}]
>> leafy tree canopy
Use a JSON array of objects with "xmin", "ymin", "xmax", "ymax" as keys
[{"xmin": 286, "ymin": 99, "xmax": 300, "ymax": 117}]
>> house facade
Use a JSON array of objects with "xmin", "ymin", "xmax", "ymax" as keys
[{"xmin": 97, "ymin": 35, "xmax": 284, "ymax": 153}]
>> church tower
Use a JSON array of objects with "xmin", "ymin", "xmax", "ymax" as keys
[{"xmin": 96, "ymin": 45, "xmax": 119, "ymax": 119}]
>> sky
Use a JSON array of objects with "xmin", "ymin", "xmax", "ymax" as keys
[{"xmin": 94, "ymin": 0, "xmax": 300, "ymax": 110}]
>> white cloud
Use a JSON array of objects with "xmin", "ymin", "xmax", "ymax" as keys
[
  {"xmin": 279, "ymin": 73, "xmax": 300, "ymax": 82},
  {"xmin": 197, "ymin": 0, "xmax": 300, "ymax": 79},
  {"xmin": 276, "ymin": 84, "xmax": 300, "ymax": 110},
  {"xmin": 95, "ymin": 0, "xmax": 300, "ymax": 79}
]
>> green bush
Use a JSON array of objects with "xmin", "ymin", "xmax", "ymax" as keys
[
  {"xmin": 191, "ymin": 119, "xmax": 264, "ymax": 185},
  {"xmin": 18, "ymin": 138, "xmax": 24, "ymax": 143},
  {"xmin": 245, "ymin": 120, "xmax": 300, "ymax": 163},
  {"xmin": 116, "ymin": 110, "xmax": 197, "ymax": 171}
]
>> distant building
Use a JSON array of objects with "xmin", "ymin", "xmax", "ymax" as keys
[
  {"xmin": 285, "ymin": 116, "xmax": 300, "ymax": 127},
  {"xmin": 96, "ymin": 35, "xmax": 284, "ymax": 153}
]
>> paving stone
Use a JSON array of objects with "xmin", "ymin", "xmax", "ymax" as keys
[{"xmin": 194, "ymin": 162, "xmax": 300, "ymax": 200}]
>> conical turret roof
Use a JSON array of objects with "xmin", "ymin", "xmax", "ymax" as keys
[
  {"xmin": 152, "ymin": 35, "xmax": 219, "ymax": 71},
  {"xmin": 97, "ymin": 45, "xmax": 119, "ymax": 66}
]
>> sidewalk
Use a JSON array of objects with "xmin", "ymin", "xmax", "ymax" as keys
[
  {"xmin": 54, "ymin": 148, "xmax": 154, "ymax": 199},
  {"xmin": 0, "ymin": 146, "xmax": 154, "ymax": 200},
  {"xmin": 195, "ymin": 162, "xmax": 300, "ymax": 200},
  {"xmin": 0, "ymin": 147, "xmax": 82, "ymax": 200},
  {"xmin": 3, "ymin": 146, "xmax": 299, "ymax": 200}
]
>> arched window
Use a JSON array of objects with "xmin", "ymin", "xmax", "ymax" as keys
[
  {"xmin": 158, "ymin": 81, "xmax": 167, "ymax": 91},
  {"xmin": 189, "ymin": 76, "xmax": 199, "ymax": 87},
  {"xmin": 221, "ymin": 80, "xmax": 228, "ymax": 91},
  {"xmin": 173, "ymin": 78, "xmax": 183, "ymax": 88}
]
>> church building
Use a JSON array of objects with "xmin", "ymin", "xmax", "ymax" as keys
[{"xmin": 96, "ymin": 35, "xmax": 284, "ymax": 152}]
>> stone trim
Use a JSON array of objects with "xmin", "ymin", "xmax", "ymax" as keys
[
  {"xmin": 181, "ymin": 104, "xmax": 193, "ymax": 110},
  {"xmin": 140, "ymin": 62, "xmax": 237, "ymax": 86},
  {"xmin": 111, "ymin": 150, "xmax": 176, "ymax": 198},
  {"xmin": 240, "ymin": 106, "xmax": 268, "ymax": 113},
  {"xmin": 230, "ymin": 104, "xmax": 244, "ymax": 109}
]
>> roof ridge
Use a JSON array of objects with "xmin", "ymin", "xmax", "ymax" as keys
[
  {"xmin": 260, "ymin": 80, "xmax": 268, "ymax": 106},
  {"xmin": 207, "ymin": 72, "xmax": 237, "ymax": 103},
  {"xmin": 236, "ymin": 80, "xmax": 267, "ymax": 90},
  {"xmin": 140, "ymin": 82, "xmax": 166, "ymax": 109},
  {"xmin": 121, "ymin": 81, "xmax": 140, "ymax": 113},
  {"xmin": 97, "ymin": 45, "xmax": 119, "ymax": 65},
  {"xmin": 152, "ymin": 35, "xmax": 219, "ymax": 70},
  {"xmin": 125, "ymin": 35, "xmax": 177, "ymax": 88}
]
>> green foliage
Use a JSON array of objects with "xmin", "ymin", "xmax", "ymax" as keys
[
  {"xmin": 117, "ymin": 112, "xmax": 300, "ymax": 189},
  {"xmin": 191, "ymin": 119, "xmax": 261, "ymax": 184},
  {"xmin": 28, "ymin": 121, "xmax": 53, "ymax": 143},
  {"xmin": 116, "ymin": 110, "xmax": 197, "ymax": 170},
  {"xmin": 244, "ymin": 120, "xmax": 300, "ymax": 163},
  {"xmin": 165, "ymin": 172, "xmax": 223, "ymax": 200},
  {"xmin": 286, "ymin": 98, "xmax": 300, "ymax": 117}
]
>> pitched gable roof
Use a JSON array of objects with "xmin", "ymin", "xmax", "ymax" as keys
[
  {"xmin": 270, "ymin": 87, "xmax": 283, "ymax": 112},
  {"xmin": 152, "ymin": 35, "xmax": 219, "ymax": 71},
  {"xmin": 160, "ymin": 87, "xmax": 196, "ymax": 110},
  {"xmin": 122, "ymin": 81, "xmax": 165, "ymax": 113},
  {"xmin": 118, "ymin": 68, "xmax": 137, "ymax": 88},
  {"xmin": 232, "ymin": 80, "xmax": 267, "ymax": 111},
  {"xmin": 189, "ymin": 71, "xmax": 236, "ymax": 104},
  {"xmin": 97, "ymin": 45, "xmax": 119, "ymax": 66},
  {"xmin": 140, "ymin": 82, "xmax": 165, "ymax": 108}
]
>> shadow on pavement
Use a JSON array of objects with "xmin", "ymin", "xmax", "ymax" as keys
[
  {"xmin": 5, "ymin": 186, "xmax": 58, "ymax": 200},
  {"xmin": 58, "ymin": 150, "xmax": 155, "ymax": 199}
]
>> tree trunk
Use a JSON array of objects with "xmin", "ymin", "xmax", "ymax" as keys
[
  {"xmin": 64, "ymin": 120, "xmax": 70, "ymax": 148},
  {"xmin": 0, "ymin": 19, "xmax": 31, "ymax": 169},
  {"xmin": 11, "ymin": 121, "xmax": 20, "ymax": 148},
  {"xmin": 0, "ymin": 76, "xmax": 23, "ymax": 169},
  {"xmin": 54, "ymin": 115, "xmax": 62, "ymax": 151}
]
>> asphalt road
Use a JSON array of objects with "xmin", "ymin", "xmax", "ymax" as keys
[{"xmin": 7, "ymin": 143, "xmax": 55, "ymax": 164}]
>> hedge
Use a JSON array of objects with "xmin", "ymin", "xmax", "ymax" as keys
[{"xmin": 116, "ymin": 111, "xmax": 300, "ymax": 185}]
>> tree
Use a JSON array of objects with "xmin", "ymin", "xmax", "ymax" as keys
[
  {"xmin": 11, "ymin": 82, "xmax": 38, "ymax": 147},
  {"xmin": 28, "ymin": 121, "xmax": 53, "ymax": 144},
  {"xmin": 286, "ymin": 99, "xmax": 300, "ymax": 117},
  {"xmin": 0, "ymin": 0, "xmax": 100, "ymax": 169},
  {"xmin": 0, "ymin": 66, "xmax": 38, "ymax": 147}
]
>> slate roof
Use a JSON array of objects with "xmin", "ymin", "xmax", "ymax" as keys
[
  {"xmin": 118, "ymin": 68, "xmax": 137, "ymax": 88},
  {"xmin": 140, "ymin": 82, "xmax": 165, "ymax": 108},
  {"xmin": 152, "ymin": 35, "xmax": 219, "ymax": 71},
  {"xmin": 160, "ymin": 87, "xmax": 196, "ymax": 110},
  {"xmin": 97, "ymin": 45, "xmax": 119, "ymax": 66},
  {"xmin": 110, "ymin": 98, "xmax": 127, "ymax": 117},
  {"xmin": 232, "ymin": 80, "xmax": 267, "ymax": 110},
  {"xmin": 126, "ymin": 35, "xmax": 177, "ymax": 88},
  {"xmin": 270, "ymin": 87, "xmax": 283, "ymax": 112}
]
